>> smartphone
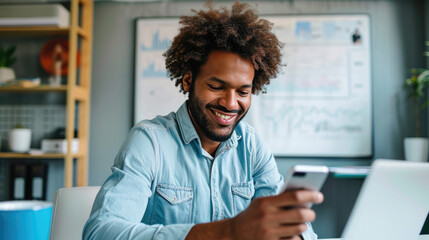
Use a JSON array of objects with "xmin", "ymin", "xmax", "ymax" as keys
[
  {"xmin": 281, "ymin": 165, "xmax": 329, "ymax": 208},
  {"xmin": 282, "ymin": 165, "xmax": 329, "ymax": 192}
]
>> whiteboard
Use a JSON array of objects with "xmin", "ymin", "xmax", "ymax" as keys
[{"xmin": 134, "ymin": 15, "xmax": 372, "ymax": 157}]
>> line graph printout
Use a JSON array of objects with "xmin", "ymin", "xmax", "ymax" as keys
[
  {"xmin": 134, "ymin": 15, "xmax": 372, "ymax": 157},
  {"xmin": 246, "ymin": 15, "xmax": 372, "ymax": 156}
]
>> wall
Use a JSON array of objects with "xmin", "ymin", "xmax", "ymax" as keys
[{"xmin": 427, "ymin": 0, "xmax": 429, "ymax": 67}]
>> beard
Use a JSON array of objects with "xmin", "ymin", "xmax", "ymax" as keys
[{"xmin": 187, "ymin": 83, "xmax": 249, "ymax": 142}]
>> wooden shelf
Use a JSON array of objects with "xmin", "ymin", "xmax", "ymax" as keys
[
  {"xmin": 0, "ymin": 152, "xmax": 84, "ymax": 159},
  {"xmin": 0, "ymin": 85, "xmax": 89, "ymax": 102},
  {"xmin": 0, "ymin": 85, "xmax": 68, "ymax": 92},
  {"xmin": 0, "ymin": 26, "xmax": 88, "ymax": 38}
]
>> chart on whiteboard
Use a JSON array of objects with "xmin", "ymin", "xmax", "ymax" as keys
[
  {"xmin": 246, "ymin": 15, "xmax": 372, "ymax": 156},
  {"xmin": 134, "ymin": 15, "xmax": 372, "ymax": 157}
]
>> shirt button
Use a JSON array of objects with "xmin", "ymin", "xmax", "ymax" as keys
[{"xmin": 173, "ymin": 196, "xmax": 177, "ymax": 201}]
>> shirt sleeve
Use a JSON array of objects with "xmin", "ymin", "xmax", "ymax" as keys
[
  {"xmin": 82, "ymin": 126, "xmax": 194, "ymax": 240},
  {"xmin": 252, "ymin": 129, "xmax": 283, "ymax": 198},
  {"xmin": 251, "ymin": 130, "xmax": 318, "ymax": 240},
  {"xmin": 302, "ymin": 222, "xmax": 318, "ymax": 240}
]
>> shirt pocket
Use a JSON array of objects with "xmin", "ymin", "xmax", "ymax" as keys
[
  {"xmin": 150, "ymin": 184, "xmax": 194, "ymax": 224},
  {"xmin": 231, "ymin": 180, "xmax": 255, "ymax": 216}
]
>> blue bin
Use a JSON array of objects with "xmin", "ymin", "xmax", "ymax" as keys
[{"xmin": 0, "ymin": 201, "xmax": 52, "ymax": 240}]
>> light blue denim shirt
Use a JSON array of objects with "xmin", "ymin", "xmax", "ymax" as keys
[{"xmin": 83, "ymin": 102, "xmax": 317, "ymax": 240}]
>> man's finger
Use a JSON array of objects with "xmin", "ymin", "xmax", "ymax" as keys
[
  {"xmin": 269, "ymin": 190, "xmax": 323, "ymax": 207},
  {"xmin": 273, "ymin": 223, "xmax": 308, "ymax": 238},
  {"xmin": 279, "ymin": 235, "xmax": 302, "ymax": 240},
  {"xmin": 268, "ymin": 208, "xmax": 316, "ymax": 224}
]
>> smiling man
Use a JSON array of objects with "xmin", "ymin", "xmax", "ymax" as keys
[
  {"xmin": 183, "ymin": 51, "xmax": 253, "ymax": 156},
  {"xmin": 84, "ymin": 2, "xmax": 323, "ymax": 240}
]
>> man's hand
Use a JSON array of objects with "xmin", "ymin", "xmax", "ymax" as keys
[
  {"xmin": 228, "ymin": 190, "xmax": 323, "ymax": 240},
  {"xmin": 185, "ymin": 190, "xmax": 323, "ymax": 240}
]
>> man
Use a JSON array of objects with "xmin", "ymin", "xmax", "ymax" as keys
[
  {"xmin": 352, "ymin": 29, "xmax": 362, "ymax": 45},
  {"xmin": 84, "ymin": 2, "xmax": 323, "ymax": 240}
]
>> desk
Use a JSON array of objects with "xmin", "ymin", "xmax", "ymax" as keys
[{"xmin": 322, "ymin": 235, "xmax": 429, "ymax": 240}]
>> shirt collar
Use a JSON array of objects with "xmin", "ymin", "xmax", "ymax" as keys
[
  {"xmin": 176, "ymin": 101, "xmax": 240, "ymax": 148},
  {"xmin": 177, "ymin": 101, "xmax": 199, "ymax": 144}
]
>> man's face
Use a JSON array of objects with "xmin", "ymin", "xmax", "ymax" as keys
[{"xmin": 183, "ymin": 51, "xmax": 254, "ymax": 142}]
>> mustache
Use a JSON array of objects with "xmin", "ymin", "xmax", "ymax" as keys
[{"xmin": 206, "ymin": 104, "xmax": 242, "ymax": 114}]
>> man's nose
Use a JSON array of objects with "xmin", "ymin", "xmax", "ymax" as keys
[{"xmin": 219, "ymin": 90, "xmax": 239, "ymax": 111}]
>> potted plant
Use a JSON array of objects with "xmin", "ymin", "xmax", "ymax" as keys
[
  {"xmin": 8, "ymin": 124, "xmax": 32, "ymax": 153},
  {"xmin": 403, "ymin": 41, "xmax": 429, "ymax": 162},
  {"xmin": 0, "ymin": 45, "xmax": 17, "ymax": 85}
]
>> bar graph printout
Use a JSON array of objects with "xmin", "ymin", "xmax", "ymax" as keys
[
  {"xmin": 134, "ymin": 18, "xmax": 186, "ymax": 123},
  {"xmin": 134, "ymin": 15, "xmax": 372, "ymax": 157}
]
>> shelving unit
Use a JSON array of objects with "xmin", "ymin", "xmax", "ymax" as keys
[
  {"xmin": 0, "ymin": 85, "xmax": 68, "ymax": 92},
  {"xmin": 0, "ymin": 0, "xmax": 93, "ymax": 188}
]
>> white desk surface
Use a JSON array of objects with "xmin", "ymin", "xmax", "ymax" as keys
[{"xmin": 322, "ymin": 235, "xmax": 429, "ymax": 240}]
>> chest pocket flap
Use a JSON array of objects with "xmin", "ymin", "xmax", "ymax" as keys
[
  {"xmin": 231, "ymin": 181, "xmax": 255, "ymax": 216},
  {"xmin": 156, "ymin": 184, "xmax": 193, "ymax": 205},
  {"xmin": 232, "ymin": 181, "xmax": 255, "ymax": 199}
]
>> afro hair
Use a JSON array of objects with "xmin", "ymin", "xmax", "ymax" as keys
[{"xmin": 163, "ymin": 2, "xmax": 284, "ymax": 94}]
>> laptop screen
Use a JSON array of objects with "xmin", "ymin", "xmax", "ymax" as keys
[{"xmin": 341, "ymin": 159, "xmax": 429, "ymax": 240}]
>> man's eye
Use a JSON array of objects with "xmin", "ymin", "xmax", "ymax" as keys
[
  {"xmin": 208, "ymin": 85, "xmax": 223, "ymax": 90},
  {"xmin": 238, "ymin": 91, "xmax": 250, "ymax": 96}
]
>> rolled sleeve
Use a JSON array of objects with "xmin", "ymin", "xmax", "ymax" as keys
[{"xmin": 302, "ymin": 222, "xmax": 318, "ymax": 240}]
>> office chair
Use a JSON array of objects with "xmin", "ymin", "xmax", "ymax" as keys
[{"xmin": 50, "ymin": 186, "xmax": 100, "ymax": 240}]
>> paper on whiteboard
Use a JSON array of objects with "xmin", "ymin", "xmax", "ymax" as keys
[{"xmin": 246, "ymin": 15, "xmax": 372, "ymax": 157}]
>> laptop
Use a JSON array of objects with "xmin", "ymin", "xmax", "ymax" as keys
[{"xmin": 341, "ymin": 159, "xmax": 429, "ymax": 240}]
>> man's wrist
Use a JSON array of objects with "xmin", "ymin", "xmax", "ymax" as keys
[
  {"xmin": 221, "ymin": 218, "xmax": 234, "ymax": 240},
  {"xmin": 185, "ymin": 219, "xmax": 234, "ymax": 240}
]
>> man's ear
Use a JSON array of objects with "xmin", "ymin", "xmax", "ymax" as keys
[{"xmin": 183, "ymin": 72, "xmax": 192, "ymax": 92}]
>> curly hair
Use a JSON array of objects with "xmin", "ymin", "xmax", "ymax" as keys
[{"xmin": 163, "ymin": 2, "xmax": 284, "ymax": 94}]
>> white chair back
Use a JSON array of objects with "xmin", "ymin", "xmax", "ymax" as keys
[{"xmin": 49, "ymin": 186, "xmax": 100, "ymax": 240}]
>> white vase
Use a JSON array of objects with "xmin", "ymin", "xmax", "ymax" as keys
[
  {"xmin": 404, "ymin": 137, "xmax": 429, "ymax": 162},
  {"xmin": 8, "ymin": 128, "xmax": 32, "ymax": 153},
  {"xmin": 0, "ymin": 67, "xmax": 16, "ymax": 85}
]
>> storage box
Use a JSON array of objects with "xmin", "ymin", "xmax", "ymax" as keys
[
  {"xmin": 41, "ymin": 139, "xmax": 78, "ymax": 154},
  {"xmin": 0, "ymin": 4, "xmax": 69, "ymax": 27}
]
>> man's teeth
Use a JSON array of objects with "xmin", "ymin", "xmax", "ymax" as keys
[{"xmin": 214, "ymin": 111, "xmax": 232, "ymax": 120}]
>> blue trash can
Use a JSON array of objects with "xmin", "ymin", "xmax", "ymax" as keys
[{"xmin": 0, "ymin": 201, "xmax": 52, "ymax": 240}]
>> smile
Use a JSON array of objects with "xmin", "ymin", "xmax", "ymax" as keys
[
  {"xmin": 210, "ymin": 108, "xmax": 237, "ymax": 125},
  {"xmin": 214, "ymin": 111, "xmax": 233, "ymax": 120}
]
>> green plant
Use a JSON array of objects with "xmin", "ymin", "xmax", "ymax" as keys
[
  {"xmin": 0, "ymin": 45, "xmax": 17, "ymax": 68},
  {"xmin": 14, "ymin": 123, "xmax": 26, "ymax": 129},
  {"xmin": 404, "ymin": 41, "xmax": 429, "ymax": 137}
]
